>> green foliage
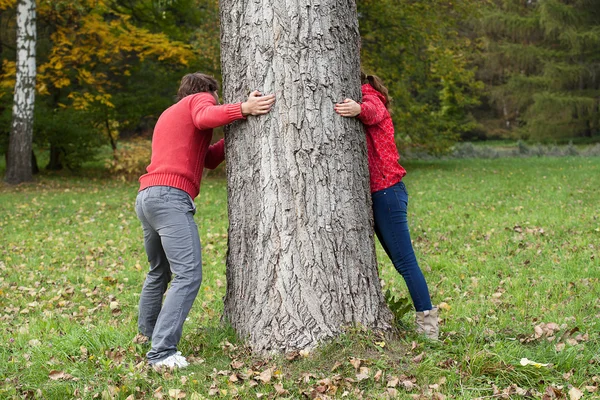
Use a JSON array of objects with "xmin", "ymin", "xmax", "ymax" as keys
[
  {"xmin": 358, "ymin": 0, "xmax": 484, "ymax": 154},
  {"xmin": 384, "ymin": 289, "xmax": 411, "ymax": 327},
  {"xmin": 476, "ymin": 0, "xmax": 600, "ymax": 140},
  {"xmin": 33, "ymin": 103, "xmax": 104, "ymax": 171}
]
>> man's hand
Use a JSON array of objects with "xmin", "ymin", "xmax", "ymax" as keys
[
  {"xmin": 334, "ymin": 98, "xmax": 361, "ymax": 118},
  {"xmin": 241, "ymin": 90, "xmax": 276, "ymax": 116}
]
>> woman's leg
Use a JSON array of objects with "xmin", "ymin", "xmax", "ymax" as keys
[{"xmin": 371, "ymin": 181, "xmax": 433, "ymax": 312}]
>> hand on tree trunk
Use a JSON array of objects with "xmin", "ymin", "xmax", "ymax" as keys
[
  {"xmin": 334, "ymin": 98, "xmax": 361, "ymax": 118},
  {"xmin": 241, "ymin": 90, "xmax": 276, "ymax": 116}
]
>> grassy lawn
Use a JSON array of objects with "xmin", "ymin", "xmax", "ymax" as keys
[{"xmin": 0, "ymin": 157, "xmax": 599, "ymax": 399}]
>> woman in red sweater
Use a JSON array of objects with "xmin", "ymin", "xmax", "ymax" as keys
[
  {"xmin": 335, "ymin": 73, "xmax": 438, "ymax": 340},
  {"xmin": 136, "ymin": 73, "xmax": 275, "ymax": 368}
]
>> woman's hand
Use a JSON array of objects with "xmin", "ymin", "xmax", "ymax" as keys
[
  {"xmin": 334, "ymin": 98, "xmax": 361, "ymax": 118},
  {"xmin": 241, "ymin": 90, "xmax": 276, "ymax": 116}
]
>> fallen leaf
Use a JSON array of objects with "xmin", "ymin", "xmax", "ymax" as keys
[
  {"xmin": 299, "ymin": 349, "xmax": 310, "ymax": 358},
  {"xmin": 169, "ymin": 389, "xmax": 186, "ymax": 399},
  {"xmin": 387, "ymin": 376, "xmax": 399, "ymax": 388},
  {"xmin": 274, "ymin": 383, "xmax": 288, "ymax": 396},
  {"xmin": 257, "ymin": 367, "xmax": 272, "ymax": 383},
  {"xmin": 48, "ymin": 370, "xmax": 74, "ymax": 380},
  {"xmin": 569, "ymin": 387, "xmax": 583, "ymax": 400},
  {"xmin": 349, "ymin": 357, "xmax": 362, "ymax": 370},
  {"xmin": 356, "ymin": 367, "xmax": 370, "ymax": 381},
  {"xmin": 133, "ymin": 333, "xmax": 149, "ymax": 344},
  {"xmin": 412, "ymin": 352, "xmax": 425, "ymax": 363},
  {"xmin": 331, "ymin": 361, "xmax": 342, "ymax": 372},
  {"xmin": 207, "ymin": 384, "xmax": 218, "ymax": 396}
]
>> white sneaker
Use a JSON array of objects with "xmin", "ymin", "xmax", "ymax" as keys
[{"xmin": 152, "ymin": 351, "xmax": 189, "ymax": 369}]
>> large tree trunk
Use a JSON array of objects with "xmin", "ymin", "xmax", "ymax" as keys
[
  {"xmin": 5, "ymin": 0, "xmax": 36, "ymax": 185},
  {"xmin": 220, "ymin": 0, "xmax": 392, "ymax": 353}
]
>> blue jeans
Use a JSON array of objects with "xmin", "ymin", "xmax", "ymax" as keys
[
  {"xmin": 372, "ymin": 181, "xmax": 433, "ymax": 312},
  {"xmin": 135, "ymin": 186, "xmax": 202, "ymax": 363}
]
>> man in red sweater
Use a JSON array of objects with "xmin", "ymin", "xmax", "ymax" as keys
[{"xmin": 135, "ymin": 73, "xmax": 275, "ymax": 369}]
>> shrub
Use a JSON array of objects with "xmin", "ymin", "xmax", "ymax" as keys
[{"xmin": 106, "ymin": 138, "xmax": 152, "ymax": 180}]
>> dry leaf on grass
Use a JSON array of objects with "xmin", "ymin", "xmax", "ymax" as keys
[
  {"xmin": 168, "ymin": 389, "xmax": 186, "ymax": 399},
  {"xmin": 569, "ymin": 387, "xmax": 584, "ymax": 400},
  {"xmin": 48, "ymin": 370, "xmax": 74, "ymax": 380},
  {"xmin": 356, "ymin": 367, "xmax": 370, "ymax": 382}
]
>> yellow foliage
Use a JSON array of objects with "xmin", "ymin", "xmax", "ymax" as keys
[
  {"xmin": 0, "ymin": 0, "xmax": 15, "ymax": 10},
  {"xmin": 68, "ymin": 92, "xmax": 114, "ymax": 110},
  {"xmin": 30, "ymin": 0, "xmax": 194, "ymax": 108},
  {"xmin": 0, "ymin": 0, "xmax": 193, "ymax": 110},
  {"xmin": 106, "ymin": 139, "xmax": 152, "ymax": 181},
  {"xmin": 0, "ymin": 60, "xmax": 16, "ymax": 94}
]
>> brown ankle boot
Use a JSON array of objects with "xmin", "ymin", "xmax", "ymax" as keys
[{"xmin": 415, "ymin": 307, "xmax": 439, "ymax": 340}]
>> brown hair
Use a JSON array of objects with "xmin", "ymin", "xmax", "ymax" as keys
[
  {"xmin": 361, "ymin": 72, "xmax": 390, "ymax": 110},
  {"xmin": 176, "ymin": 72, "xmax": 219, "ymax": 101}
]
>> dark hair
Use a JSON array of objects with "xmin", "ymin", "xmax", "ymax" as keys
[
  {"xmin": 176, "ymin": 72, "xmax": 219, "ymax": 101},
  {"xmin": 361, "ymin": 72, "xmax": 390, "ymax": 110}
]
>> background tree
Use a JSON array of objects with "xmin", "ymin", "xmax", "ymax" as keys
[
  {"xmin": 0, "ymin": 0, "xmax": 215, "ymax": 172},
  {"xmin": 358, "ymin": 0, "xmax": 484, "ymax": 154},
  {"xmin": 220, "ymin": 0, "xmax": 393, "ymax": 353},
  {"xmin": 475, "ymin": 0, "xmax": 600, "ymax": 140},
  {"xmin": 5, "ymin": 0, "xmax": 35, "ymax": 184}
]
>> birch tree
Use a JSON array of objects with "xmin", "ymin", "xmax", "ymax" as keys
[
  {"xmin": 220, "ymin": 0, "xmax": 392, "ymax": 353},
  {"xmin": 5, "ymin": 0, "xmax": 35, "ymax": 184}
]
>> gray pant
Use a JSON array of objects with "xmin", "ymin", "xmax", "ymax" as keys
[{"xmin": 135, "ymin": 186, "xmax": 202, "ymax": 363}]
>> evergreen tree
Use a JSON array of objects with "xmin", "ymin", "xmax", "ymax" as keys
[
  {"xmin": 477, "ymin": 0, "xmax": 600, "ymax": 140},
  {"xmin": 358, "ymin": 0, "xmax": 484, "ymax": 154}
]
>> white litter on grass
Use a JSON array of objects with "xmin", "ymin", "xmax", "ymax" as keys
[{"xmin": 519, "ymin": 358, "xmax": 549, "ymax": 368}]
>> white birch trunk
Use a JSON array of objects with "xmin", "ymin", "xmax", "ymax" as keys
[
  {"xmin": 6, "ymin": 0, "xmax": 36, "ymax": 184},
  {"xmin": 220, "ymin": 0, "xmax": 392, "ymax": 353}
]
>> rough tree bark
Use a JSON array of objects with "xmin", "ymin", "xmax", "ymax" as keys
[
  {"xmin": 220, "ymin": 0, "xmax": 392, "ymax": 353},
  {"xmin": 6, "ymin": 0, "xmax": 36, "ymax": 184}
]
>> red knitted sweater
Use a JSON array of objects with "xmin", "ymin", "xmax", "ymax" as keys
[
  {"xmin": 139, "ymin": 92, "xmax": 244, "ymax": 199},
  {"xmin": 358, "ymin": 84, "xmax": 407, "ymax": 193}
]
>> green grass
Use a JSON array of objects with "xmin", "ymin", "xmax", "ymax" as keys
[{"xmin": 1, "ymin": 157, "xmax": 599, "ymax": 399}]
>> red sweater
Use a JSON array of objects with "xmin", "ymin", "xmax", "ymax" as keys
[
  {"xmin": 139, "ymin": 92, "xmax": 244, "ymax": 199},
  {"xmin": 358, "ymin": 84, "xmax": 407, "ymax": 193}
]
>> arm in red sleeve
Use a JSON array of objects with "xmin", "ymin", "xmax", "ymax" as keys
[
  {"xmin": 204, "ymin": 138, "xmax": 225, "ymax": 169},
  {"xmin": 189, "ymin": 93, "xmax": 245, "ymax": 130},
  {"xmin": 357, "ymin": 94, "xmax": 388, "ymax": 126}
]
